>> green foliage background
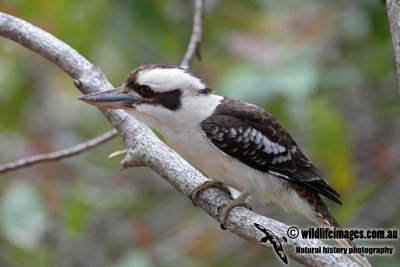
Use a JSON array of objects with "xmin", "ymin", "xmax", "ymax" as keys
[{"xmin": 0, "ymin": 0, "xmax": 399, "ymax": 266}]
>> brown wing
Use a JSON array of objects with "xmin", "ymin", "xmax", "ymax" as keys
[{"xmin": 201, "ymin": 98, "xmax": 341, "ymax": 205}]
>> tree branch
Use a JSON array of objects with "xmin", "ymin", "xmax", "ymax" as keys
[
  {"xmin": 180, "ymin": 0, "xmax": 205, "ymax": 67},
  {"xmin": 386, "ymin": 0, "xmax": 400, "ymax": 94},
  {"xmin": 0, "ymin": 129, "xmax": 118, "ymax": 174},
  {"xmin": 0, "ymin": 11, "xmax": 362, "ymax": 266}
]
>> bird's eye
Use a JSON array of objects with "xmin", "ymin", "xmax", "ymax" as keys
[{"xmin": 139, "ymin": 85, "xmax": 154, "ymax": 97}]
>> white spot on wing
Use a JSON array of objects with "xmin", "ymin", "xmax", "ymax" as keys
[
  {"xmin": 255, "ymin": 132, "xmax": 262, "ymax": 144},
  {"xmin": 271, "ymin": 154, "xmax": 291, "ymax": 164},
  {"xmin": 229, "ymin": 128, "xmax": 237, "ymax": 137},
  {"xmin": 260, "ymin": 136, "xmax": 285, "ymax": 155},
  {"xmin": 261, "ymin": 136, "xmax": 272, "ymax": 153},
  {"xmin": 243, "ymin": 128, "xmax": 251, "ymax": 137},
  {"xmin": 249, "ymin": 129, "xmax": 257, "ymax": 141}
]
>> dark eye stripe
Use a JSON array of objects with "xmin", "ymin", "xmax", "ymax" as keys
[{"xmin": 152, "ymin": 89, "xmax": 182, "ymax": 111}]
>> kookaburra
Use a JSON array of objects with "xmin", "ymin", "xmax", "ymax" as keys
[{"xmin": 80, "ymin": 64, "xmax": 370, "ymax": 266}]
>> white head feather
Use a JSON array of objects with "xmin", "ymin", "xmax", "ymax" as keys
[{"xmin": 136, "ymin": 67, "xmax": 206, "ymax": 93}]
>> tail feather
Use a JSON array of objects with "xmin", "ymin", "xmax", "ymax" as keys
[{"xmin": 290, "ymin": 184, "xmax": 371, "ymax": 267}]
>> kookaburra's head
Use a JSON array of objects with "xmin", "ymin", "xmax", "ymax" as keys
[{"xmin": 80, "ymin": 64, "xmax": 215, "ymax": 128}]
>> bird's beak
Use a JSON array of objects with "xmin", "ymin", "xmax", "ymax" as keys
[{"xmin": 78, "ymin": 87, "xmax": 141, "ymax": 109}]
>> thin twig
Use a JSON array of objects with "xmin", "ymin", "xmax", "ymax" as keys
[
  {"xmin": 0, "ymin": 129, "xmax": 118, "ymax": 174},
  {"xmin": 0, "ymin": 12, "xmax": 363, "ymax": 266},
  {"xmin": 386, "ymin": 0, "xmax": 400, "ymax": 94},
  {"xmin": 180, "ymin": 0, "xmax": 205, "ymax": 67}
]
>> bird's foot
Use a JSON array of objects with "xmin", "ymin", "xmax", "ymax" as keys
[
  {"xmin": 219, "ymin": 193, "xmax": 251, "ymax": 230},
  {"xmin": 190, "ymin": 181, "xmax": 231, "ymax": 207}
]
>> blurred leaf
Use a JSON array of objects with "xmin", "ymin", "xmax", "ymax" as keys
[
  {"xmin": 335, "ymin": 179, "xmax": 380, "ymax": 226},
  {"xmin": 115, "ymin": 250, "xmax": 154, "ymax": 267},
  {"xmin": 308, "ymin": 98, "xmax": 354, "ymax": 192},
  {"xmin": 0, "ymin": 55, "xmax": 33, "ymax": 130},
  {"xmin": 217, "ymin": 46, "xmax": 318, "ymax": 103},
  {"xmin": 61, "ymin": 192, "xmax": 92, "ymax": 237},
  {"xmin": 1, "ymin": 181, "xmax": 48, "ymax": 251}
]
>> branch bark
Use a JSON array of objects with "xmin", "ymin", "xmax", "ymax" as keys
[
  {"xmin": 386, "ymin": 0, "xmax": 400, "ymax": 94},
  {"xmin": 180, "ymin": 0, "xmax": 205, "ymax": 67},
  {"xmin": 0, "ymin": 129, "xmax": 118, "ymax": 174},
  {"xmin": 0, "ymin": 11, "xmax": 361, "ymax": 267}
]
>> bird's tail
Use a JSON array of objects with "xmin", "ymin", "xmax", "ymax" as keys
[{"xmin": 290, "ymin": 184, "xmax": 371, "ymax": 267}]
